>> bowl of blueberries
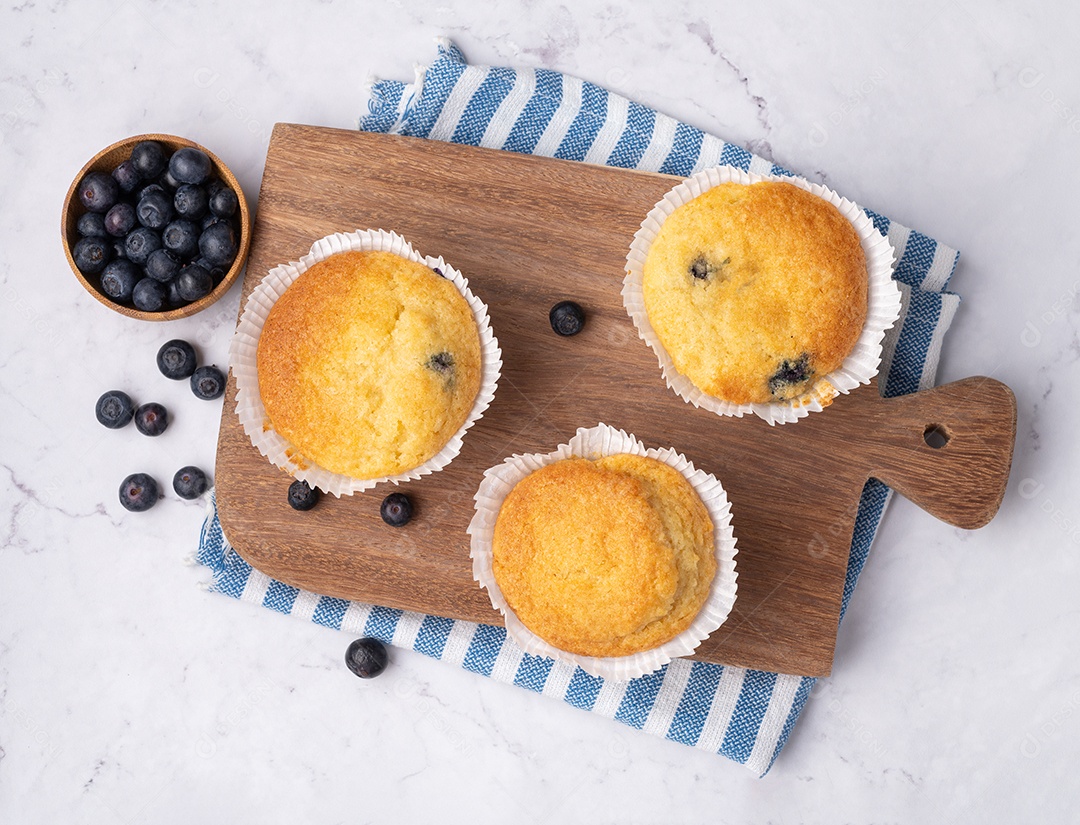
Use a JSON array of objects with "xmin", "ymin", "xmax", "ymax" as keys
[{"xmin": 62, "ymin": 134, "xmax": 251, "ymax": 321}]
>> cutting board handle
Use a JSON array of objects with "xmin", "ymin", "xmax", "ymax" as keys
[{"xmin": 865, "ymin": 377, "xmax": 1017, "ymax": 529}]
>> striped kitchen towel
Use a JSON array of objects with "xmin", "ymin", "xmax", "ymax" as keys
[{"xmin": 197, "ymin": 38, "xmax": 960, "ymax": 776}]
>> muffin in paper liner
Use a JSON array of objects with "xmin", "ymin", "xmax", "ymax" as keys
[
  {"xmin": 468, "ymin": 423, "xmax": 739, "ymax": 681},
  {"xmin": 623, "ymin": 165, "xmax": 902, "ymax": 425},
  {"xmin": 230, "ymin": 229, "xmax": 502, "ymax": 496}
]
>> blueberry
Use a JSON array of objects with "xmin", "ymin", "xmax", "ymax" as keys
[
  {"xmin": 99, "ymin": 259, "xmax": 141, "ymax": 302},
  {"xmin": 208, "ymin": 186, "xmax": 238, "ymax": 218},
  {"xmin": 72, "ymin": 236, "xmax": 112, "ymax": 275},
  {"xmin": 145, "ymin": 248, "xmax": 180, "ymax": 283},
  {"xmin": 124, "ymin": 226, "xmax": 162, "ymax": 265},
  {"xmin": 95, "ymin": 390, "xmax": 135, "ymax": 429},
  {"xmin": 345, "ymin": 638, "xmax": 388, "ymax": 679},
  {"xmin": 200, "ymin": 213, "xmax": 224, "ymax": 230},
  {"xmin": 172, "ymin": 466, "xmax": 209, "ymax": 500},
  {"xmin": 287, "ymin": 479, "xmax": 319, "ymax": 511},
  {"xmin": 169, "ymin": 147, "xmax": 212, "ymax": 185},
  {"xmin": 136, "ymin": 182, "xmax": 166, "ymax": 200},
  {"xmin": 137, "ymin": 189, "xmax": 174, "ymax": 230},
  {"xmin": 767, "ymin": 353, "xmax": 814, "ymax": 399},
  {"xmin": 104, "ymin": 202, "xmax": 136, "ymax": 237},
  {"xmin": 426, "ymin": 351, "xmax": 454, "ymax": 378},
  {"xmin": 112, "ymin": 159, "xmax": 141, "ymax": 193},
  {"xmin": 190, "ymin": 365, "xmax": 225, "ymax": 400},
  {"xmin": 119, "ymin": 473, "xmax": 160, "ymax": 512},
  {"xmin": 111, "ymin": 239, "xmax": 127, "ymax": 260},
  {"xmin": 130, "ymin": 141, "xmax": 166, "ymax": 179},
  {"xmin": 549, "ymin": 300, "xmax": 586, "ymax": 336},
  {"xmin": 380, "ymin": 492, "xmax": 413, "ymax": 527},
  {"xmin": 157, "ymin": 339, "xmax": 198, "ymax": 380},
  {"xmin": 198, "ymin": 221, "xmax": 238, "ymax": 266},
  {"xmin": 162, "ymin": 219, "xmax": 200, "ymax": 260},
  {"xmin": 132, "ymin": 277, "xmax": 166, "ymax": 312},
  {"xmin": 78, "ymin": 171, "xmax": 119, "ymax": 213},
  {"xmin": 77, "ymin": 211, "xmax": 107, "ymax": 238},
  {"xmin": 166, "ymin": 278, "xmax": 185, "ymax": 308},
  {"xmin": 689, "ymin": 254, "xmax": 729, "ymax": 281},
  {"xmin": 174, "ymin": 183, "xmax": 208, "ymax": 220},
  {"xmin": 134, "ymin": 401, "xmax": 168, "ymax": 436},
  {"xmin": 176, "ymin": 263, "xmax": 213, "ymax": 302}
]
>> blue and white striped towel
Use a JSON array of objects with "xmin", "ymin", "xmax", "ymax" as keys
[{"xmin": 198, "ymin": 38, "xmax": 961, "ymax": 776}]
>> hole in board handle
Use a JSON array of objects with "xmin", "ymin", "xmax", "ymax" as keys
[{"xmin": 923, "ymin": 423, "xmax": 951, "ymax": 449}]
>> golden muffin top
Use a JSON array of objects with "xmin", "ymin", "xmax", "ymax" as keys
[
  {"xmin": 643, "ymin": 181, "xmax": 868, "ymax": 405},
  {"xmin": 257, "ymin": 250, "xmax": 481, "ymax": 480},
  {"xmin": 492, "ymin": 454, "xmax": 716, "ymax": 658}
]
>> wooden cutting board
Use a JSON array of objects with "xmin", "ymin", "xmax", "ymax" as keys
[{"xmin": 215, "ymin": 124, "xmax": 1016, "ymax": 677}]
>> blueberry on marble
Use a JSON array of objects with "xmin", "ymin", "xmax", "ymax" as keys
[
  {"xmin": 169, "ymin": 147, "xmax": 212, "ymax": 185},
  {"xmin": 767, "ymin": 353, "xmax": 814, "ymax": 398},
  {"xmin": 132, "ymin": 277, "xmax": 166, "ymax": 312},
  {"xmin": 124, "ymin": 227, "xmax": 162, "ymax": 265},
  {"xmin": 156, "ymin": 339, "xmax": 198, "ymax": 380},
  {"xmin": 77, "ymin": 211, "xmax": 108, "ymax": 238},
  {"xmin": 190, "ymin": 365, "xmax": 225, "ymax": 400},
  {"xmin": 549, "ymin": 300, "xmax": 585, "ymax": 336},
  {"xmin": 104, "ymin": 202, "xmax": 136, "ymax": 237},
  {"xmin": 119, "ymin": 473, "xmax": 160, "ymax": 512},
  {"xmin": 72, "ymin": 236, "xmax": 112, "ymax": 275},
  {"xmin": 287, "ymin": 479, "xmax": 320, "ymax": 511},
  {"xmin": 380, "ymin": 492, "xmax": 413, "ymax": 527},
  {"xmin": 112, "ymin": 159, "xmax": 141, "ymax": 193},
  {"xmin": 78, "ymin": 171, "xmax": 119, "ymax": 213},
  {"xmin": 99, "ymin": 259, "xmax": 141, "ymax": 302},
  {"xmin": 345, "ymin": 637, "xmax": 388, "ymax": 679},
  {"xmin": 172, "ymin": 466, "xmax": 209, "ymax": 500},
  {"xmin": 145, "ymin": 248, "xmax": 181, "ymax": 283},
  {"xmin": 136, "ymin": 188, "xmax": 174, "ymax": 230},
  {"xmin": 134, "ymin": 401, "xmax": 169, "ymax": 436},
  {"xmin": 162, "ymin": 219, "xmax": 200, "ymax": 259},
  {"xmin": 197, "ymin": 220, "xmax": 237, "ymax": 266},
  {"xmin": 174, "ymin": 183, "xmax": 208, "ymax": 220},
  {"xmin": 176, "ymin": 263, "xmax": 213, "ymax": 302},
  {"xmin": 130, "ymin": 140, "xmax": 167, "ymax": 179},
  {"xmin": 95, "ymin": 390, "xmax": 135, "ymax": 429}
]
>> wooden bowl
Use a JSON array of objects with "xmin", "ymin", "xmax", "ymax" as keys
[{"xmin": 61, "ymin": 133, "xmax": 251, "ymax": 321}]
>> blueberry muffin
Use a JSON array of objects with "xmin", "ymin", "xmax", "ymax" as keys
[
  {"xmin": 642, "ymin": 181, "xmax": 868, "ymax": 404},
  {"xmin": 256, "ymin": 250, "xmax": 481, "ymax": 479},
  {"xmin": 491, "ymin": 454, "xmax": 716, "ymax": 658}
]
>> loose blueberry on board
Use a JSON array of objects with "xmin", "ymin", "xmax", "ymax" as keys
[
  {"xmin": 77, "ymin": 211, "xmax": 108, "ymax": 238},
  {"xmin": 156, "ymin": 339, "xmax": 198, "ymax": 380},
  {"xmin": 124, "ymin": 226, "xmax": 162, "ymax": 265},
  {"xmin": 287, "ymin": 479, "xmax": 320, "ymax": 511},
  {"xmin": 169, "ymin": 147, "xmax": 212, "ymax": 185},
  {"xmin": 104, "ymin": 202, "xmax": 136, "ymax": 237},
  {"xmin": 173, "ymin": 466, "xmax": 209, "ymax": 500},
  {"xmin": 111, "ymin": 159, "xmax": 141, "ymax": 193},
  {"xmin": 132, "ymin": 277, "xmax": 166, "ymax": 312},
  {"xmin": 119, "ymin": 473, "xmax": 160, "ymax": 512},
  {"xmin": 198, "ymin": 221, "xmax": 237, "ymax": 266},
  {"xmin": 145, "ymin": 248, "xmax": 181, "ymax": 283},
  {"xmin": 549, "ymin": 300, "xmax": 586, "ymax": 336},
  {"xmin": 162, "ymin": 219, "xmax": 200, "ymax": 259},
  {"xmin": 134, "ymin": 401, "xmax": 169, "ymax": 436},
  {"xmin": 380, "ymin": 492, "xmax": 413, "ymax": 527},
  {"xmin": 95, "ymin": 390, "xmax": 135, "ymax": 429},
  {"xmin": 130, "ymin": 140, "xmax": 167, "ymax": 179},
  {"xmin": 99, "ymin": 259, "xmax": 141, "ymax": 302},
  {"xmin": 345, "ymin": 638, "xmax": 388, "ymax": 679},
  {"xmin": 173, "ymin": 183, "xmax": 208, "ymax": 220},
  {"xmin": 72, "ymin": 236, "xmax": 112, "ymax": 275},
  {"xmin": 78, "ymin": 171, "xmax": 119, "ymax": 213},
  {"xmin": 136, "ymin": 188, "xmax": 174, "ymax": 230},
  {"xmin": 176, "ymin": 263, "xmax": 213, "ymax": 302},
  {"xmin": 190, "ymin": 365, "xmax": 225, "ymax": 400}
]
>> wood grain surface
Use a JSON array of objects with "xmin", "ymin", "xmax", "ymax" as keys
[{"xmin": 215, "ymin": 124, "xmax": 1017, "ymax": 677}]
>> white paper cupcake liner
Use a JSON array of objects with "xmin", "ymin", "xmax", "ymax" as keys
[
  {"xmin": 230, "ymin": 229, "xmax": 502, "ymax": 496},
  {"xmin": 467, "ymin": 423, "xmax": 739, "ymax": 681},
  {"xmin": 623, "ymin": 166, "xmax": 902, "ymax": 425}
]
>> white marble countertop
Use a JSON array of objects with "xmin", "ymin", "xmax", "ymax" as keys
[{"xmin": 3, "ymin": 0, "xmax": 1078, "ymax": 821}]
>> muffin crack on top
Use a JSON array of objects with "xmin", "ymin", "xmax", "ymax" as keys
[
  {"xmin": 642, "ymin": 180, "xmax": 869, "ymax": 405},
  {"xmin": 256, "ymin": 250, "xmax": 482, "ymax": 480}
]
